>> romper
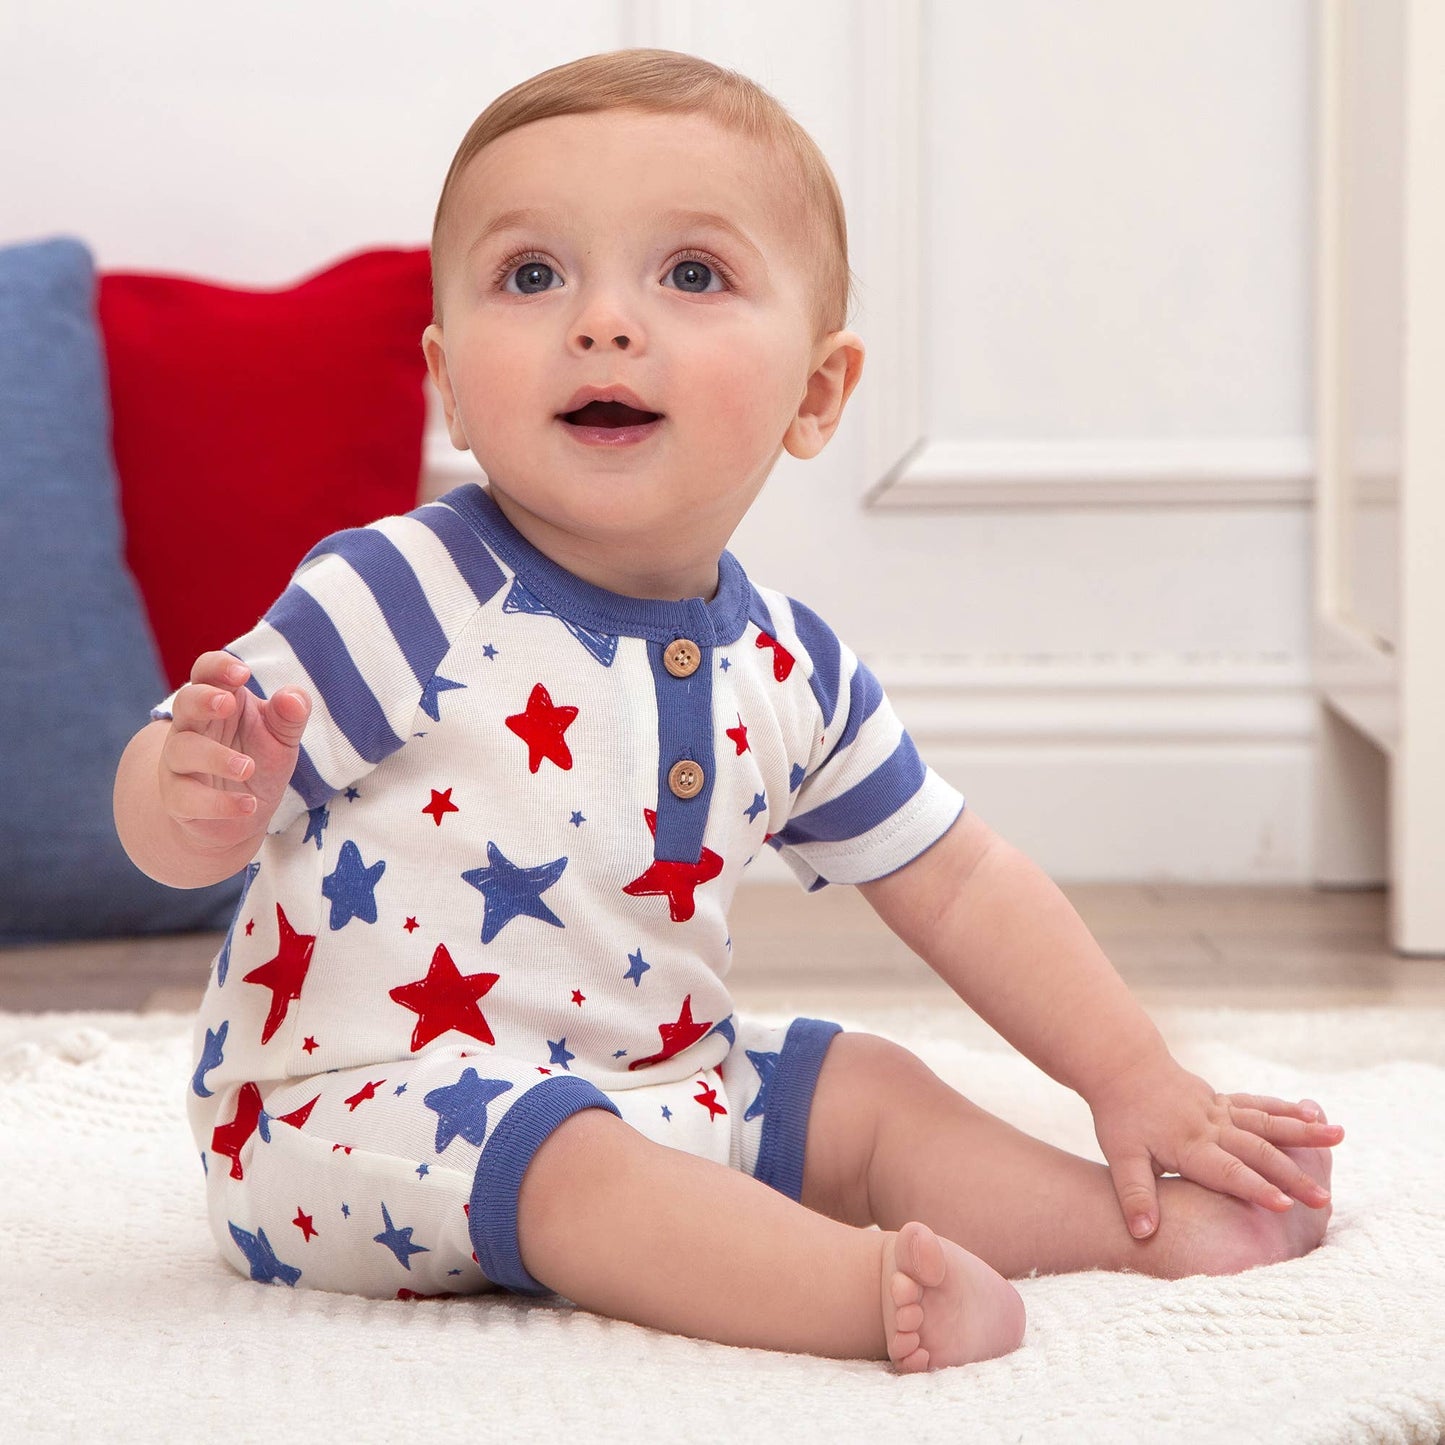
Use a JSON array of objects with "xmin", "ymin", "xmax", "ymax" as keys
[{"xmin": 152, "ymin": 481, "xmax": 966, "ymax": 1301}]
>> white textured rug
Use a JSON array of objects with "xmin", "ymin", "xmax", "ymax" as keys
[{"xmin": 2, "ymin": 1004, "xmax": 1442, "ymax": 1445}]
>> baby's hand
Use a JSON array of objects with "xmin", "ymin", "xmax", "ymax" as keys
[
  {"xmin": 1087, "ymin": 1052, "xmax": 1345, "ymax": 1240},
  {"xmin": 158, "ymin": 651, "xmax": 311, "ymax": 853}
]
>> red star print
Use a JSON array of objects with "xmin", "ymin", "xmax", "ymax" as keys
[
  {"xmin": 277, "ymin": 1095, "xmax": 319, "ymax": 1131},
  {"xmin": 725, "ymin": 714, "xmax": 750, "ymax": 754},
  {"xmin": 211, "ymin": 1081, "xmax": 264, "ymax": 1181},
  {"xmin": 571, "ymin": 989, "xmax": 585, "ymax": 1006},
  {"xmin": 629, "ymin": 995, "xmax": 715, "ymax": 1070},
  {"xmin": 331, "ymin": 1144, "xmax": 353, "ymax": 1155},
  {"xmin": 244, "ymin": 919, "xmax": 254, "ymax": 936},
  {"xmin": 422, "ymin": 787, "xmax": 460, "ymax": 826},
  {"xmin": 389, "ymin": 942, "xmax": 500, "ymax": 1052},
  {"xmin": 623, "ymin": 809, "xmax": 724, "ymax": 922},
  {"xmin": 344, "ymin": 1079, "xmax": 386, "ymax": 1111},
  {"xmin": 506, "ymin": 682, "xmax": 578, "ymax": 773},
  {"xmin": 404, "ymin": 917, "xmax": 420, "ymax": 933},
  {"xmin": 242, "ymin": 904, "xmax": 316, "ymax": 1045},
  {"xmin": 756, "ymin": 631, "xmax": 795, "ymax": 681},
  {"xmin": 302, "ymin": 1036, "xmax": 319, "ymax": 1055},
  {"xmin": 294, "ymin": 1208, "xmax": 318, "ymax": 1242},
  {"xmin": 694, "ymin": 1081, "xmax": 727, "ymax": 1119}
]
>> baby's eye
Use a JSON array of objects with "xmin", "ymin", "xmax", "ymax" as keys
[
  {"xmin": 495, "ymin": 254, "xmax": 560, "ymax": 296},
  {"xmin": 663, "ymin": 254, "xmax": 731, "ymax": 294},
  {"xmin": 492, "ymin": 249, "xmax": 735, "ymax": 296}
]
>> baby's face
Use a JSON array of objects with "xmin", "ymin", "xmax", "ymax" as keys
[{"xmin": 423, "ymin": 107, "xmax": 862, "ymax": 599}]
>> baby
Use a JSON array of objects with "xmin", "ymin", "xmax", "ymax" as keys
[{"xmin": 113, "ymin": 48, "xmax": 1343, "ymax": 1373}]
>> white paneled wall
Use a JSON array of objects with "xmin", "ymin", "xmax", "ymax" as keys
[{"xmin": 2, "ymin": 0, "xmax": 1327, "ymax": 881}]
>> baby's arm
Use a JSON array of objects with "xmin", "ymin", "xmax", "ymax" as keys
[
  {"xmin": 113, "ymin": 650, "xmax": 311, "ymax": 889},
  {"xmin": 857, "ymin": 810, "xmax": 1343, "ymax": 1238},
  {"xmin": 858, "ymin": 809, "xmax": 1169, "ymax": 1099}
]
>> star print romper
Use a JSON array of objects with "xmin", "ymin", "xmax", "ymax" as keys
[{"xmin": 152, "ymin": 482, "xmax": 966, "ymax": 1302}]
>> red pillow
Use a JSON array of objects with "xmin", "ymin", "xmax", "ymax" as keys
[{"xmin": 98, "ymin": 247, "xmax": 433, "ymax": 690}]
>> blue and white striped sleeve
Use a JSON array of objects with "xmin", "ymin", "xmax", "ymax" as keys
[
  {"xmin": 763, "ymin": 595, "xmax": 966, "ymax": 891},
  {"xmin": 148, "ymin": 501, "xmax": 506, "ymax": 837}
]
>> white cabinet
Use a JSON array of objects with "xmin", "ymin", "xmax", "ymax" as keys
[{"xmin": 1313, "ymin": 0, "xmax": 1445, "ymax": 953}]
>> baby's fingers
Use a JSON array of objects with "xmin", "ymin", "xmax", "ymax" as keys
[
  {"xmin": 164, "ymin": 727, "xmax": 256, "ymax": 785},
  {"xmin": 1227, "ymin": 1093, "xmax": 1330, "ymax": 1124},
  {"xmin": 1227, "ymin": 1100, "xmax": 1346, "ymax": 1150},
  {"xmin": 163, "ymin": 772, "xmax": 259, "ymax": 822},
  {"xmin": 1212, "ymin": 1129, "xmax": 1333, "ymax": 1210},
  {"xmin": 1193, "ymin": 1143, "xmax": 1299, "ymax": 1213}
]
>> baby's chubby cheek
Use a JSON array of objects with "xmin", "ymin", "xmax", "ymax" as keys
[{"xmin": 689, "ymin": 370, "xmax": 790, "ymax": 452}]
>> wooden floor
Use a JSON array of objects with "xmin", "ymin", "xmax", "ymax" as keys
[{"xmin": 1, "ymin": 883, "xmax": 1441, "ymax": 1017}]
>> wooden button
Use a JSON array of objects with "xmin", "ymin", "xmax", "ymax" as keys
[
  {"xmin": 663, "ymin": 639, "xmax": 701, "ymax": 677},
  {"xmin": 667, "ymin": 759, "xmax": 705, "ymax": 799}
]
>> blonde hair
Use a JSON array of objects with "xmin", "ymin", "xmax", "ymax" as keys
[{"xmin": 429, "ymin": 48, "xmax": 857, "ymax": 341}]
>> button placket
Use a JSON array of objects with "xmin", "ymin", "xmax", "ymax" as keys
[{"xmin": 648, "ymin": 629, "xmax": 716, "ymax": 863}]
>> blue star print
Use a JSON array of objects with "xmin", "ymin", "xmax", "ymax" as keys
[
  {"xmin": 744, "ymin": 1048, "xmax": 780, "ymax": 1122},
  {"xmin": 373, "ymin": 1202, "xmax": 429, "ymax": 1270},
  {"xmin": 570, "ymin": 811, "xmax": 586, "ymax": 827},
  {"xmin": 423, "ymin": 1068, "xmax": 514, "ymax": 1152},
  {"xmin": 461, "ymin": 842, "xmax": 567, "ymax": 943},
  {"xmin": 624, "ymin": 947, "xmax": 651, "ymax": 986},
  {"xmin": 789, "ymin": 763, "xmax": 806, "ymax": 793},
  {"xmin": 303, "ymin": 804, "xmax": 330, "ymax": 850},
  {"xmin": 482, "ymin": 643, "xmax": 498, "ymax": 659},
  {"xmin": 547, "ymin": 1037, "xmax": 576, "ymax": 1070},
  {"xmin": 322, "ymin": 840, "xmax": 386, "ymax": 930},
  {"xmin": 745, "ymin": 791, "xmax": 767, "ymax": 822},
  {"xmin": 216, "ymin": 862, "xmax": 260, "ymax": 986},
  {"xmin": 419, "ymin": 674, "xmax": 466, "ymax": 722},
  {"xmin": 190, "ymin": 1019, "xmax": 228, "ymax": 1098},
  {"xmin": 229, "ymin": 1221, "xmax": 301, "ymax": 1286}
]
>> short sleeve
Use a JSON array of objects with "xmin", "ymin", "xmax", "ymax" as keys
[
  {"xmin": 763, "ymin": 596, "xmax": 965, "ymax": 892},
  {"xmin": 148, "ymin": 503, "xmax": 504, "ymax": 836}
]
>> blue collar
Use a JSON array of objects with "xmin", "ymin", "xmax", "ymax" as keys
[{"xmin": 439, "ymin": 482, "xmax": 751, "ymax": 646}]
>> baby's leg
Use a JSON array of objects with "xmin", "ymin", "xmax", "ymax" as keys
[
  {"xmin": 806, "ymin": 1033, "xmax": 1334, "ymax": 1281},
  {"xmin": 515, "ymin": 1106, "xmax": 1024, "ymax": 1369}
]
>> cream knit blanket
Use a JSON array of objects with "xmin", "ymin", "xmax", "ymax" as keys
[{"xmin": 1, "ymin": 1005, "xmax": 1441, "ymax": 1444}]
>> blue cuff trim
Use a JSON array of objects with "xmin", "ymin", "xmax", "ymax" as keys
[
  {"xmin": 754, "ymin": 1018, "xmax": 843, "ymax": 1203},
  {"xmin": 468, "ymin": 1075, "xmax": 622, "ymax": 1296}
]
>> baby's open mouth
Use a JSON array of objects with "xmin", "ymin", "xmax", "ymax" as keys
[{"xmin": 560, "ymin": 400, "xmax": 663, "ymax": 428}]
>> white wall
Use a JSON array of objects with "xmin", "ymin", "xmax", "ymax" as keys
[{"xmin": 1, "ymin": 0, "xmax": 1330, "ymax": 883}]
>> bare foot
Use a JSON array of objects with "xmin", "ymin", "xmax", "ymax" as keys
[
  {"xmin": 1159, "ymin": 1099, "xmax": 1337, "ymax": 1279},
  {"xmin": 880, "ymin": 1220, "xmax": 1027, "ymax": 1373}
]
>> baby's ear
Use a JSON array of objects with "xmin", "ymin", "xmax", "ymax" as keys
[
  {"xmin": 420, "ymin": 324, "xmax": 470, "ymax": 453},
  {"xmin": 783, "ymin": 331, "xmax": 866, "ymax": 460}
]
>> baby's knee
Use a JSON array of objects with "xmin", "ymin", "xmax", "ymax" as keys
[{"xmin": 519, "ymin": 1106, "xmax": 637, "ymax": 1213}]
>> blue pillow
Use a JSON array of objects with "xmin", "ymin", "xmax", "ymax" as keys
[{"xmin": 0, "ymin": 235, "xmax": 243, "ymax": 943}]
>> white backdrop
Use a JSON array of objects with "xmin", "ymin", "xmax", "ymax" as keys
[{"xmin": 0, "ymin": 0, "xmax": 1330, "ymax": 882}]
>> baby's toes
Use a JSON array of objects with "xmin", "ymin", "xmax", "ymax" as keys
[
  {"xmin": 898, "ymin": 1218, "xmax": 947, "ymax": 1288},
  {"xmin": 1294, "ymin": 1101, "xmax": 1335, "ymax": 1180}
]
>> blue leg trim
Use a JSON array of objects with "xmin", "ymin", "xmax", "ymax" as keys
[
  {"xmin": 754, "ymin": 1017, "xmax": 843, "ymax": 1203},
  {"xmin": 468, "ymin": 1075, "xmax": 622, "ymax": 1295}
]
